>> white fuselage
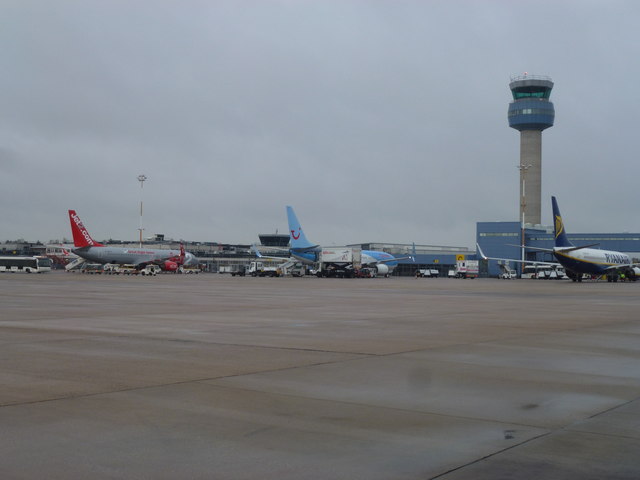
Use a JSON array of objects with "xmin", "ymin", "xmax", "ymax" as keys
[{"xmin": 553, "ymin": 247, "xmax": 630, "ymax": 275}]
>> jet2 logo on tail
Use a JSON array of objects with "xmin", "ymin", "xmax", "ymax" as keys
[{"xmin": 71, "ymin": 213, "xmax": 95, "ymax": 246}]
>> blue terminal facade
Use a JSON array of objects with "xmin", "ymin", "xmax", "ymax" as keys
[{"xmin": 477, "ymin": 222, "xmax": 640, "ymax": 277}]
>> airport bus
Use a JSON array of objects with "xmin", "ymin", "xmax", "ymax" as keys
[{"xmin": 0, "ymin": 256, "xmax": 53, "ymax": 273}]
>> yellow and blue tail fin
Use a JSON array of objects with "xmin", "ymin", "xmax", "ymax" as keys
[{"xmin": 551, "ymin": 196, "xmax": 573, "ymax": 248}]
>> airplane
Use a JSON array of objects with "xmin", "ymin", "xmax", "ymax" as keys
[
  {"xmin": 284, "ymin": 206, "xmax": 409, "ymax": 276},
  {"xmin": 67, "ymin": 210, "xmax": 197, "ymax": 271},
  {"xmin": 478, "ymin": 196, "xmax": 639, "ymax": 282}
]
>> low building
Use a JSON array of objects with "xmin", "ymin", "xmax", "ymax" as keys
[{"xmin": 0, "ymin": 241, "xmax": 46, "ymax": 256}]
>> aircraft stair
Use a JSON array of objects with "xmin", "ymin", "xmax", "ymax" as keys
[{"xmin": 65, "ymin": 257, "xmax": 86, "ymax": 271}]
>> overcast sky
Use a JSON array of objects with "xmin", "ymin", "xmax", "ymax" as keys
[{"xmin": 1, "ymin": 0, "xmax": 638, "ymax": 247}]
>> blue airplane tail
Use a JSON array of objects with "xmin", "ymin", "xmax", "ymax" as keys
[
  {"xmin": 286, "ymin": 206, "xmax": 317, "ymax": 251},
  {"xmin": 551, "ymin": 196, "xmax": 573, "ymax": 248}
]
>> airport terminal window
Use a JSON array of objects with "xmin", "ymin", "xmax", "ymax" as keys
[{"xmin": 479, "ymin": 233, "xmax": 518, "ymax": 237}]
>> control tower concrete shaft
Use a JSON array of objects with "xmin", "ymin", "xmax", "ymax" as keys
[{"xmin": 508, "ymin": 75, "xmax": 554, "ymax": 225}]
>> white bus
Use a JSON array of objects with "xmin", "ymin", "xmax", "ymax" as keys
[
  {"xmin": 522, "ymin": 264, "xmax": 566, "ymax": 279},
  {"xmin": 0, "ymin": 256, "xmax": 53, "ymax": 273}
]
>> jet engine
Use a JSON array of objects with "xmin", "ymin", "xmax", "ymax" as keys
[
  {"xmin": 375, "ymin": 264, "xmax": 390, "ymax": 276},
  {"xmin": 163, "ymin": 260, "xmax": 179, "ymax": 272}
]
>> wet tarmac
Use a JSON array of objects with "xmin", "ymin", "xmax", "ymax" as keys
[{"xmin": 2, "ymin": 272, "xmax": 640, "ymax": 479}]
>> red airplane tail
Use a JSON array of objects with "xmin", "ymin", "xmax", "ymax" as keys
[{"xmin": 68, "ymin": 210, "xmax": 104, "ymax": 248}]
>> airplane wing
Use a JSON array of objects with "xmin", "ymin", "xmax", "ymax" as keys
[
  {"xmin": 251, "ymin": 244, "xmax": 293, "ymax": 262},
  {"xmin": 476, "ymin": 244, "xmax": 561, "ymax": 267},
  {"xmin": 256, "ymin": 246, "xmax": 291, "ymax": 253},
  {"xmin": 505, "ymin": 244, "xmax": 555, "ymax": 253},
  {"xmin": 506, "ymin": 243, "xmax": 600, "ymax": 253},
  {"xmin": 375, "ymin": 255, "xmax": 414, "ymax": 264}
]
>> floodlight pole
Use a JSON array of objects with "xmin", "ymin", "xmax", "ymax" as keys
[
  {"xmin": 517, "ymin": 164, "xmax": 532, "ymax": 277},
  {"xmin": 137, "ymin": 174, "xmax": 147, "ymax": 247}
]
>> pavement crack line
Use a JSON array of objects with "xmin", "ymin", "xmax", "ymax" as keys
[
  {"xmin": 0, "ymin": 355, "xmax": 375, "ymax": 409},
  {"xmin": 428, "ymin": 430, "xmax": 554, "ymax": 479},
  {"xmin": 427, "ymin": 395, "xmax": 640, "ymax": 479}
]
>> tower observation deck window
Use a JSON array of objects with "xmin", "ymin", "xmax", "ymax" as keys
[{"xmin": 511, "ymin": 89, "xmax": 551, "ymax": 100}]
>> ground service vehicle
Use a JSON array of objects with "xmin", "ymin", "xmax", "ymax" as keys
[
  {"xmin": 141, "ymin": 265, "xmax": 160, "ymax": 276},
  {"xmin": 415, "ymin": 269, "xmax": 439, "ymax": 278},
  {"xmin": 316, "ymin": 247, "xmax": 362, "ymax": 278},
  {"xmin": 226, "ymin": 265, "xmax": 246, "ymax": 276},
  {"xmin": 103, "ymin": 264, "xmax": 159, "ymax": 275},
  {"xmin": 499, "ymin": 269, "xmax": 516, "ymax": 279},
  {"xmin": 497, "ymin": 263, "xmax": 516, "ymax": 279},
  {"xmin": 178, "ymin": 265, "xmax": 200, "ymax": 274},
  {"xmin": 0, "ymin": 256, "xmax": 52, "ymax": 273},
  {"xmin": 288, "ymin": 264, "xmax": 307, "ymax": 277},
  {"xmin": 521, "ymin": 265, "xmax": 567, "ymax": 280},
  {"xmin": 103, "ymin": 264, "xmax": 138, "ymax": 275},
  {"xmin": 355, "ymin": 267, "xmax": 376, "ymax": 278},
  {"xmin": 455, "ymin": 260, "xmax": 479, "ymax": 279},
  {"xmin": 247, "ymin": 261, "xmax": 281, "ymax": 277},
  {"xmin": 81, "ymin": 263, "xmax": 104, "ymax": 274}
]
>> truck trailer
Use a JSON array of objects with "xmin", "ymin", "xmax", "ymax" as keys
[{"xmin": 316, "ymin": 247, "xmax": 362, "ymax": 278}]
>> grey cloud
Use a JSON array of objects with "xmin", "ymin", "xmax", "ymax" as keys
[{"xmin": 1, "ymin": 0, "xmax": 639, "ymax": 244}]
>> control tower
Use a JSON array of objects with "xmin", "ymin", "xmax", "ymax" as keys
[{"xmin": 508, "ymin": 75, "xmax": 554, "ymax": 225}]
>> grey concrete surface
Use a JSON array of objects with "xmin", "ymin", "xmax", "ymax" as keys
[{"xmin": 1, "ymin": 272, "xmax": 640, "ymax": 479}]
